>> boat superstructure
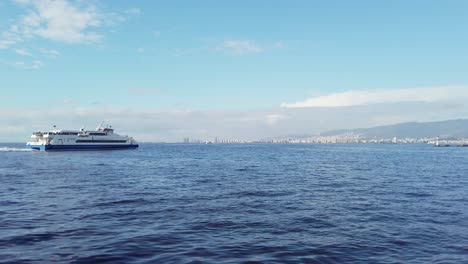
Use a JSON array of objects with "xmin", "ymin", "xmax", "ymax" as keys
[{"xmin": 26, "ymin": 123, "xmax": 138, "ymax": 151}]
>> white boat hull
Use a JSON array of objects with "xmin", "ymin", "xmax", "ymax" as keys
[{"xmin": 26, "ymin": 143, "xmax": 139, "ymax": 151}]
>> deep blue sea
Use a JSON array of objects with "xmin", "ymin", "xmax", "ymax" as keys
[{"xmin": 1, "ymin": 143, "xmax": 467, "ymax": 263}]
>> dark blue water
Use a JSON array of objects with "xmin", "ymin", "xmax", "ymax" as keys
[{"xmin": 1, "ymin": 143, "xmax": 467, "ymax": 263}]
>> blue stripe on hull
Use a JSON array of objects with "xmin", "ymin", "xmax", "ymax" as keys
[{"xmin": 26, "ymin": 144, "xmax": 139, "ymax": 151}]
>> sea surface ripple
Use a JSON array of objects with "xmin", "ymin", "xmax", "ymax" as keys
[{"xmin": 1, "ymin": 143, "xmax": 467, "ymax": 263}]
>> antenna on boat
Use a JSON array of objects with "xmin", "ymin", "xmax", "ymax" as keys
[{"xmin": 97, "ymin": 121, "xmax": 105, "ymax": 130}]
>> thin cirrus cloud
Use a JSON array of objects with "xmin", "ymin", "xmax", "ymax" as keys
[
  {"xmin": 281, "ymin": 86, "xmax": 468, "ymax": 108},
  {"xmin": 220, "ymin": 40, "xmax": 263, "ymax": 55},
  {"xmin": 0, "ymin": 59, "xmax": 44, "ymax": 69},
  {"xmin": 125, "ymin": 7, "xmax": 141, "ymax": 15},
  {"xmin": 266, "ymin": 114, "xmax": 285, "ymax": 125},
  {"xmin": 128, "ymin": 87, "xmax": 163, "ymax": 95},
  {"xmin": 39, "ymin": 48, "xmax": 60, "ymax": 58},
  {"xmin": 15, "ymin": 48, "xmax": 32, "ymax": 56},
  {"xmin": 0, "ymin": 40, "xmax": 16, "ymax": 49}
]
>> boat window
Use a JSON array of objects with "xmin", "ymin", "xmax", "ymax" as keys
[
  {"xmin": 76, "ymin": 140, "xmax": 127, "ymax": 143},
  {"xmin": 89, "ymin": 132, "xmax": 106, "ymax": 136}
]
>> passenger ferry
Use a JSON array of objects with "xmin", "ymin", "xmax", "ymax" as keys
[{"xmin": 26, "ymin": 123, "xmax": 139, "ymax": 151}]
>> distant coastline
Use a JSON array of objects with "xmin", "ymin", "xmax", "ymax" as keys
[{"xmin": 180, "ymin": 119, "xmax": 468, "ymax": 145}]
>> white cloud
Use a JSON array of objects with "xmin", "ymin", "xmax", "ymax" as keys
[
  {"xmin": 15, "ymin": 48, "xmax": 32, "ymax": 56},
  {"xmin": 266, "ymin": 114, "xmax": 285, "ymax": 125},
  {"xmin": 39, "ymin": 47, "xmax": 60, "ymax": 58},
  {"xmin": 221, "ymin": 40, "xmax": 263, "ymax": 55},
  {"xmin": 128, "ymin": 87, "xmax": 163, "ymax": 95},
  {"xmin": 172, "ymin": 47, "xmax": 198, "ymax": 57},
  {"xmin": 2, "ymin": 0, "xmax": 128, "ymax": 46},
  {"xmin": 0, "ymin": 40, "xmax": 16, "ymax": 49},
  {"xmin": 273, "ymin": 41, "xmax": 285, "ymax": 49},
  {"xmin": 0, "ymin": 1, "xmax": 139, "ymax": 69},
  {"xmin": 30, "ymin": 60, "xmax": 42, "ymax": 69},
  {"xmin": 1, "ymin": 98, "xmax": 468, "ymax": 142},
  {"xmin": 125, "ymin": 8, "xmax": 141, "ymax": 15},
  {"xmin": 50, "ymin": 97, "xmax": 77, "ymax": 105},
  {"xmin": 23, "ymin": 0, "xmax": 102, "ymax": 43},
  {"xmin": 8, "ymin": 59, "xmax": 43, "ymax": 69},
  {"xmin": 281, "ymin": 86, "xmax": 468, "ymax": 108}
]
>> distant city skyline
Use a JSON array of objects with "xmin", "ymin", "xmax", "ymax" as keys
[{"xmin": 1, "ymin": 1, "xmax": 468, "ymax": 142}]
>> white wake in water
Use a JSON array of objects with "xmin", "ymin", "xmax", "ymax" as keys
[{"xmin": 0, "ymin": 147, "xmax": 33, "ymax": 152}]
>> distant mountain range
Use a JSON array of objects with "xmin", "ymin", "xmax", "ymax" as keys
[{"xmin": 321, "ymin": 119, "xmax": 468, "ymax": 138}]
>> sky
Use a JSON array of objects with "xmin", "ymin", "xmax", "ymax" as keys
[{"xmin": 1, "ymin": 0, "xmax": 468, "ymax": 142}]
